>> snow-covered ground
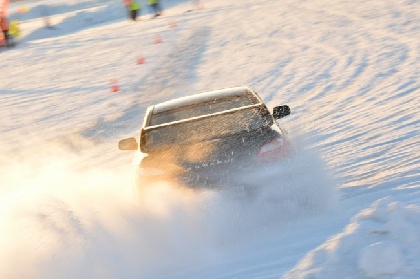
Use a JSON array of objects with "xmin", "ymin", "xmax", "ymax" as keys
[{"xmin": 0, "ymin": 0, "xmax": 419, "ymax": 278}]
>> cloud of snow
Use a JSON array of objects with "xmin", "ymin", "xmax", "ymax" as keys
[
  {"xmin": 283, "ymin": 197, "xmax": 420, "ymax": 279},
  {"xmin": 0, "ymin": 139, "xmax": 337, "ymax": 278}
]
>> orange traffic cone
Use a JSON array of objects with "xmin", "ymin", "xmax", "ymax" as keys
[
  {"xmin": 154, "ymin": 34, "xmax": 162, "ymax": 44},
  {"xmin": 110, "ymin": 79, "xmax": 120, "ymax": 92},
  {"xmin": 169, "ymin": 20, "xmax": 177, "ymax": 28},
  {"xmin": 137, "ymin": 54, "xmax": 145, "ymax": 65}
]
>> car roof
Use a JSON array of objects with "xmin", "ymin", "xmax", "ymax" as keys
[{"xmin": 151, "ymin": 86, "xmax": 258, "ymax": 114}]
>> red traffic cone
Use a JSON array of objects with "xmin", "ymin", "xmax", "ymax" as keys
[
  {"xmin": 137, "ymin": 55, "xmax": 145, "ymax": 65},
  {"xmin": 169, "ymin": 20, "xmax": 177, "ymax": 28},
  {"xmin": 154, "ymin": 34, "xmax": 162, "ymax": 44},
  {"xmin": 110, "ymin": 79, "xmax": 120, "ymax": 92}
]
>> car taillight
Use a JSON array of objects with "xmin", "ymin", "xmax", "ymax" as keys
[{"xmin": 257, "ymin": 137, "xmax": 289, "ymax": 163}]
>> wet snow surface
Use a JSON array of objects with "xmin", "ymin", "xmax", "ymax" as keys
[{"xmin": 0, "ymin": 0, "xmax": 419, "ymax": 278}]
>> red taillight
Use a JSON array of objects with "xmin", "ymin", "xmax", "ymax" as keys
[{"xmin": 257, "ymin": 137, "xmax": 289, "ymax": 163}]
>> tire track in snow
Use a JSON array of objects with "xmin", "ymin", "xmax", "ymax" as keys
[
  {"xmin": 79, "ymin": 26, "xmax": 211, "ymax": 143},
  {"xmin": 305, "ymin": 1, "xmax": 419, "ymax": 193},
  {"xmin": 240, "ymin": 0, "xmax": 419, "ymax": 196}
]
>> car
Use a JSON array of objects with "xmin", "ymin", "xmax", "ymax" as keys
[{"xmin": 118, "ymin": 86, "xmax": 291, "ymax": 192}]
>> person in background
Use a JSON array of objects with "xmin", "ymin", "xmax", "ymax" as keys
[
  {"xmin": 9, "ymin": 20, "xmax": 19, "ymax": 38},
  {"xmin": 0, "ymin": 16, "xmax": 11, "ymax": 47},
  {"xmin": 129, "ymin": 0, "xmax": 141, "ymax": 21},
  {"xmin": 40, "ymin": 5, "xmax": 52, "ymax": 28},
  {"xmin": 123, "ymin": 0, "xmax": 131, "ymax": 18},
  {"xmin": 148, "ymin": 0, "xmax": 162, "ymax": 18},
  {"xmin": 156, "ymin": 0, "xmax": 163, "ymax": 16}
]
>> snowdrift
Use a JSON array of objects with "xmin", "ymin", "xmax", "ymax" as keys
[{"xmin": 284, "ymin": 198, "xmax": 420, "ymax": 279}]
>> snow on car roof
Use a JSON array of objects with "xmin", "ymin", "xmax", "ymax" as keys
[{"xmin": 152, "ymin": 86, "xmax": 257, "ymax": 114}]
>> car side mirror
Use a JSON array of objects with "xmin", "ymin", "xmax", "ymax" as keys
[
  {"xmin": 273, "ymin": 105, "xmax": 290, "ymax": 119},
  {"xmin": 118, "ymin": 137, "xmax": 138, "ymax": 150}
]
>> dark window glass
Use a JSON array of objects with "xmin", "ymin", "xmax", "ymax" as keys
[
  {"xmin": 143, "ymin": 107, "xmax": 271, "ymax": 151},
  {"xmin": 150, "ymin": 95, "xmax": 259, "ymax": 126}
]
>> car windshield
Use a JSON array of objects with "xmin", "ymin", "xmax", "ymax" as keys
[
  {"xmin": 150, "ymin": 95, "xmax": 259, "ymax": 126},
  {"xmin": 142, "ymin": 106, "xmax": 270, "ymax": 151}
]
